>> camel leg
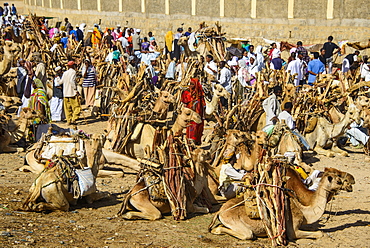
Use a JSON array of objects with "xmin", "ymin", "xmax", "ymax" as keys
[
  {"xmin": 314, "ymin": 146, "xmax": 334, "ymax": 157},
  {"xmin": 97, "ymin": 170, "xmax": 124, "ymax": 178},
  {"xmin": 294, "ymin": 230, "xmax": 324, "ymax": 239},
  {"xmin": 188, "ymin": 203, "xmax": 209, "ymax": 214},
  {"xmin": 211, "ymin": 224, "xmax": 254, "ymax": 240},
  {"xmin": 85, "ymin": 191, "xmax": 110, "ymax": 204},
  {"xmin": 122, "ymin": 191, "xmax": 162, "ymax": 220},
  {"xmin": 331, "ymin": 142, "xmax": 349, "ymax": 157},
  {"xmin": 1, "ymin": 146, "xmax": 18, "ymax": 153}
]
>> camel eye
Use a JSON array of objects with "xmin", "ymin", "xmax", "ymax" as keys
[
  {"xmin": 186, "ymin": 112, "xmax": 190, "ymax": 115},
  {"xmin": 349, "ymin": 112, "xmax": 353, "ymax": 115}
]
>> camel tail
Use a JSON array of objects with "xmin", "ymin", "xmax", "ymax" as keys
[{"xmin": 208, "ymin": 210, "xmax": 221, "ymax": 232}]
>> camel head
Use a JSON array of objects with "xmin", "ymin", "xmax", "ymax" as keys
[
  {"xmin": 191, "ymin": 148, "xmax": 211, "ymax": 164},
  {"xmin": 252, "ymin": 130, "xmax": 268, "ymax": 146},
  {"xmin": 225, "ymin": 130, "xmax": 251, "ymax": 147},
  {"xmin": 176, "ymin": 106, "xmax": 202, "ymax": 128},
  {"xmin": 85, "ymin": 133, "xmax": 105, "ymax": 176},
  {"xmin": 346, "ymin": 104, "xmax": 361, "ymax": 125},
  {"xmin": 158, "ymin": 90, "xmax": 175, "ymax": 104},
  {"xmin": 320, "ymin": 171, "xmax": 346, "ymax": 193},
  {"xmin": 3, "ymin": 40, "xmax": 21, "ymax": 55},
  {"xmin": 324, "ymin": 167, "xmax": 355, "ymax": 192},
  {"xmin": 177, "ymin": 36, "xmax": 189, "ymax": 47},
  {"xmin": 191, "ymin": 148, "xmax": 212, "ymax": 178},
  {"xmin": 356, "ymin": 95, "xmax": 369, "ymax": 110},
  {"xmin": 214, "ymin": 84, "xmax": 230, "ymax": 99}
]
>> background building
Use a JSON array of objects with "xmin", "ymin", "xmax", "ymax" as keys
[{"xmin": 24, "ymin": 0, "xmax": 370, "ymax": 45}]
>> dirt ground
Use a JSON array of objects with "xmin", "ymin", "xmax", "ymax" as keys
[{"xmin": 1, "ymin": 116, "xmax": 370, "ymax": 248}]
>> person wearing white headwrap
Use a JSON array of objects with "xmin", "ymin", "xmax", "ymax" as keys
[
  {"xmin": 237, "ymin": 59, "xmax": 249, "ymax": 88},
  {"xmin": 255, "ymin": 45, "xmax": 265, "ymax": 72}
]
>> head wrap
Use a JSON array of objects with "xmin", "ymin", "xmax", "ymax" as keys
[{"xmin": 33, "ymin": 78, "xmax": 44, "ymax": 89}]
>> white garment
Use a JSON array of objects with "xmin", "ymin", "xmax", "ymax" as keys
[
  {"xmin": 255, "ymin": 45, "xmax": 265, "ymax": 72},
  {"xmin": 204, "ymin": 61, "xmax": 218, "ymax": 78},
  {"xmin": 17, "ymin": 81, "xmax": 35, "ymax": 116},
  {"xmin": 175, "ymin": 62, "xmax": 188, "ymax": 82},
  {"xmin": 262, "ymin": 93, "xmax": 281, "ymax": 126},
  {"xmin": 60, "ymin": 68, "xmax": 77, "ymax": 97},
  {"xmin": 49, "ymin": 97, "xmax": 64, "ymax": 121},
  {"xmin": 219, "ymin": 67, "xmax": 232, "ymax": 93},
  {"xmin": 286, "ymin": 58, "xmax": 304, "ymax": 86},
  {"xmin": 342, "ymin": 58, "xmax": 350, "ymax": 73},
  {"xmin": 118, "ymin": 37, "xmax": 129, "ymax": 48},
  {"xmin": 278, "ymin": 110, "xmax": 295, "ymax": 129},
  {"xmin": 360, "ymin": 63, "xmax": 370, "ymax": 79},
  {"xmin": 272, "ymin": 48, "xmax": 281, "ymax": 59}
]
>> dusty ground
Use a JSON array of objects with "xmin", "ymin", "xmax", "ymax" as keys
[{"xmin": 0, "ymin": 115, "xmax": 370, "ymax": 248}]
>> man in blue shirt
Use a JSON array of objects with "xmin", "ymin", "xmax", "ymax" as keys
[{"xmin": 307, "ymin": 52, "xmax": 325, "ymax": 86}]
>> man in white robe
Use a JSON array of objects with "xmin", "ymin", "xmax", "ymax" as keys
[{"xmin": 286, "ymin": 52, "xmax": 304, "ymax": 86}]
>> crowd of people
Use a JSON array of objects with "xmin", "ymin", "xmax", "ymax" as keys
[{"xmin": 1, "ymin": 11, "xmax": 368, "ymax": 146}]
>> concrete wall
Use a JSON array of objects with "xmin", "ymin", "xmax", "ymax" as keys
[{"xmin": 24, "ymin": 0, "xmax": 370, "ymax": 46}]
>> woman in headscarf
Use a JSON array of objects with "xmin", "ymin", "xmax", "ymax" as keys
[
  {"xmin": 91, "ymin": 26, "xmax": 102, "ymax": 49},
  {"xmin": 181, "ymin": 78, "xmax": 205, "ymax": 145},
  {"xmin": 28, "ymin": 78, "xmax": 50, "ymax": 124}
]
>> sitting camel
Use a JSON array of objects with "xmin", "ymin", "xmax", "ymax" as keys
[
  {"xmin": 119, "ymin": 106, "xmax": 202, "ymax": 159},
  {"xmin": 22, "ymin": 133, "xmax": 108, "ymax": 211},
  {"xmin": 118, "ymin": 148, "xmax": 212, "ymax": 220},
  {"xmin": 205, "ymin": 84, "xmax": 230, "ymax": 116},
  {"xmin": 209, "ymin": 167, "xmax": 354, "ymax": 240},
  {"xmin": 305, "ymin": 104, "xmax": 361, "ymax": 157}
]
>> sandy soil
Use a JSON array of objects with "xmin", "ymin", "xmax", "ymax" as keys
[{"xmin": 0, "ymin": 116, "xmax": 369, "ymax": 248}]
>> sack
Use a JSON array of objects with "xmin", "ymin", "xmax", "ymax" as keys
[{"xmin": 75, "ymin": 167, "xmax": 96, "ymax": 197}]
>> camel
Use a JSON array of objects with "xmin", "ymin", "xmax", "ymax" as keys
[
  {"xmin": 0, "ymin": 108, "xmax": 37, "ymax": 153},
  {"xmin": 0, "ymin": 41, "xmax": 21, "ymax": 77},
  {"xmin": 205, "ymin": 84, "xmax": 230, "ymax": 116},
  {"xmin": 22, "ymin": 133, "xmax": 108, "ymax": 211},
  {"xmin": 118, "ymin": 148, "xmax": 212, "ymax": 220},
  {"xmin": 105, "ymin": 106, "xmax": 202, "ymax": 159},
  {"xmin": 209, "ymin": 167, "xmax": 354, "ymax": 241},
  {"xmin": 305, "ymin": 104, "xmax": 361, "ymax": 157}
]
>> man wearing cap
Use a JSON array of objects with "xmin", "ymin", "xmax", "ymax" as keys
[
  {"xmin": 126, "ymin": 56, "xmax": 137, "ymax": 77},
  {"xmin": 132, "ymin": 29, "xmax": 141, "ymax": 52},
  {"xmin": 60, "ymin": 61, "xmax": 80, "ymax": 125},
  {"xmin": 219, "ymin": 149, "xmax": 247, "ymax": 199},
  {"xmin": 49, "ymin": 66, "xmax": 64, "ymax": 122}
]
